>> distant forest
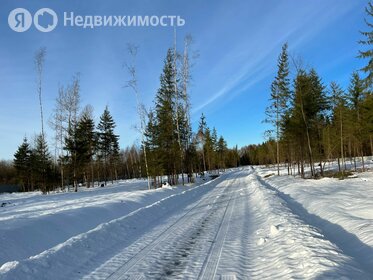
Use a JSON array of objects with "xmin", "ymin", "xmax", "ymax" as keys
[{"xmin": 1, "ymin": 3, "xmax": 373, "ymax": 192}]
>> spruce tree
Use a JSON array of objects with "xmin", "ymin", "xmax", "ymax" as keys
[
  {"xmin": 65, "ymin": 108, "xmax": 96, "ymax": 191},
  {"xmin": 217, "ymin": 136, "xmax": 227, "ymax": 171},
  {"xmin": 154, "ymin": 49, "xmax": 179, "ymax": 184},
  {"xmin": 14, "ymin": 137, "xmax": 32, "ymax": 192},
  {"xmin": 64, "ymin": 122, "xmax": 79, "ymax": 191},
  {"xmin": 197, "ymin": 113, "xmax": 207, "ymax": 172},
  {"xmin": 33, "ymin": 134, "xmax": 52, "ymax": 193},
  {"xmin": 265, "ymin": 43, "xmax": 290, "ymax": 175},
  {"xmin": 145, "ymin": 109, "xmax": 163, "ymax": 185},
  {"xmin": 97, "ymin": 106, "xmax": 120, "ymax": 184},
  {"xmin": 204, "ymin": 127, "xmax": 214, "ymax": 171},
  {"xmin": 77, "ymin": 108, "xmax": 96, "ymax": 187},
  {"xmin": 212, "ymin": 127, "xmax": 218, "ymax": 153}
]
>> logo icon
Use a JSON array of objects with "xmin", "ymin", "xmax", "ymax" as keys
[
  {"xmin": 34, "ymin": 8, "xmax": 58, "ymax": 32},
  {"xmin": 8, "ymin": 8, "xmax": 58, "ymax": 32},
  {"xmin": 8, "ymin": 8, "xmax": 32, "ymax": 32}
]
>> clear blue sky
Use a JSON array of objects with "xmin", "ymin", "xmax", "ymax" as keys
[{"xmin": 0, "ymin": 0, "xmax": 368, "ymax": 160}]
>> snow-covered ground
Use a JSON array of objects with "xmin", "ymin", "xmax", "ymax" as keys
[{"xmin": 0, "ymin": 166, "xmax": 372, "ymax": 279}]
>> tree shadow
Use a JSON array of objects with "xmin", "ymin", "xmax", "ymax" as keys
[{"xmin": 256, "ymin": 175, "xmax": 373, "ymax": 278}]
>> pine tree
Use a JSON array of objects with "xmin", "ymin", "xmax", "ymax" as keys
[
  {"xmin": 361, "ymin": 93, "xmax": 373, "ymax": 155},
  {"xmin": 347, "ymin": 72, "xmax": 367, "ymax": 170},
  {"xmin": 330, "ymin": 82, "xmax": 348, "ymax": 173},
  {"xmin": 309, "ymin": 69, "xmax": 329, "ymax": 176},
  {"xmin": 358, "ymin": 1, "xmax": 373, "ymax": 88}
]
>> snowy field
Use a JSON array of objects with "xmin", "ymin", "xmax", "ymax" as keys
[{"xmin": 0, "ymin": 165, "xmax": 372, "ymax": 279}]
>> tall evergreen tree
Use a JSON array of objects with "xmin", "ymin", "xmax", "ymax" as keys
[
  {"xmin": 33, "ymin": 134, "xmax": 52, "ymax": 193},
  {"xmin": 330, "ymin": 82, "xmax": 348, "ymax": 173},
  {"xmin": 288, "ymin": 69, "xmax": 328, "ymax": 177},
  {"xmin": 197, "ymin": 113, "xmax": 207, "ymax": 172},
  {"xmin": 204, "ymin": 127, "xmax": 214, "ymax": 171},
  {"xmin": 361, "ymin": 92, "xmax": 373, "ymax": 155},
  {"xmin": 216, "ymin": 136, "xmax": 227, "ymax": 171},
  {"xmin": 145, "ymin": 109, "xmax": 164, "ymax": 185},
  {"xmin": 97, "ymin": 106, "xmax": 120, "ymax": 184},
  {"xmin": 154, "ymin": 49, "xmax": 179, "ymax": 184},
  {"xmin": 65, "ymin": 107, "xmax": 96, "ymax": 191},
  {"xmin": 64, "ymin": 122, "xmax": 79, "ymax": 191},
  {"xmin": 358, "ymin": 1, "xmax": 373, "ymax": 88},
  {"xmin": 14, "ymin": 137, "xmax": 32, "ymax": 192},
  {"xmin": 78, "ymin": 106, "xmax": 96, "ymax": 187},
  {"xmin": 347, "ymin": 72, "xmax": 367, "ymax": 170},
  {"xmin": 265, "ymin": 43, "xmax": 290, "ymax": 175}
]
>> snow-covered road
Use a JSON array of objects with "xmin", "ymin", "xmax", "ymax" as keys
[
  {"xmin": 1, "ymin": 166, "xmax": 372, "ymax": 279},
  {"xmin": 88, "ymin": 171, "xmax": 242, "ymax": 280}
]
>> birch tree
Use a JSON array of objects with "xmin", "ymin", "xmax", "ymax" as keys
[
  {"xmin": 124, "ymin": 43, "xmax": 151, "ymax": 189},
  {"xmin": 35, "ymin": 47, "xmax": 46, "ymax": 138}
]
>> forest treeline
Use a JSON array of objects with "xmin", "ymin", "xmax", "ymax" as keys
[
  {"xmin": 3, "ymin": 36, "xmax": 239, "ymax": 193},
  {"xmin": 240, "ymin": 3, "xmax": 373, "ymax": 178},
  {"xmin": 1, "ymin": 2, "xmax": 373, "ymax": 191}
]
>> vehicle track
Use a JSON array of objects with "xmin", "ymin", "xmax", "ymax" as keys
[
  {"xmin": 107, "ymin": 176, "xmax": 238, "ymax": 279},
  {"xmin": 83, "ymin": 171, "xmax": 244, "ymax": 280},
  {"xmin": 198, "ymin": 185, "xmax": 236, "ymax": 280}
]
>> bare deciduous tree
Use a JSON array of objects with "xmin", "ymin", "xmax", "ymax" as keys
[
  {"xmin": 124, "ymin": 43, "xmax": 151, "ymax": 189},
  {"xmin": 35, "ymin": 47, "xmax": 47, "ymax": 138}
]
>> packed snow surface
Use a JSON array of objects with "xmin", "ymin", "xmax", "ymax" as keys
[{"xmin": 0, "ymin": 166, "xmax": 372, "ymax": 279}]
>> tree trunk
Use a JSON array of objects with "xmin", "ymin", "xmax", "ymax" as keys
[
  {"xmin": 299, "ymin": 96, "xmax": 314, "ymax": 177},
  {"xmin": 340, "ymin": 111, "xmax": 345, "ymax": 175},
  {"xmin": 361, "ymin": 145, "xmax": 365, "ymax": 172},
  {"xmin": 202, "ymin": 150, "xmax": 206, "ymax": 172}
]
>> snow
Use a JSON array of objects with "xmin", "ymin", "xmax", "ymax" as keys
[
  {"xmin": 256, "ymin": 164, "xmax": 373, "ymax": 277},
  {"xmin": 0, "ymin": 166, "xmax": 372, "ymax": 279}
]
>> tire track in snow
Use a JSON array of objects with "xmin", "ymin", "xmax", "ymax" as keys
[
  {"xmin": 198, "ymin": 185, "xmax": 237, "ymax": 280},
  {"xmin": 96, "ymin": 173, "xmax": 241, "ymax": 279},
  {"xmin": 0, "ymin": 174, "xmax": 229, "ymax": 280}
]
